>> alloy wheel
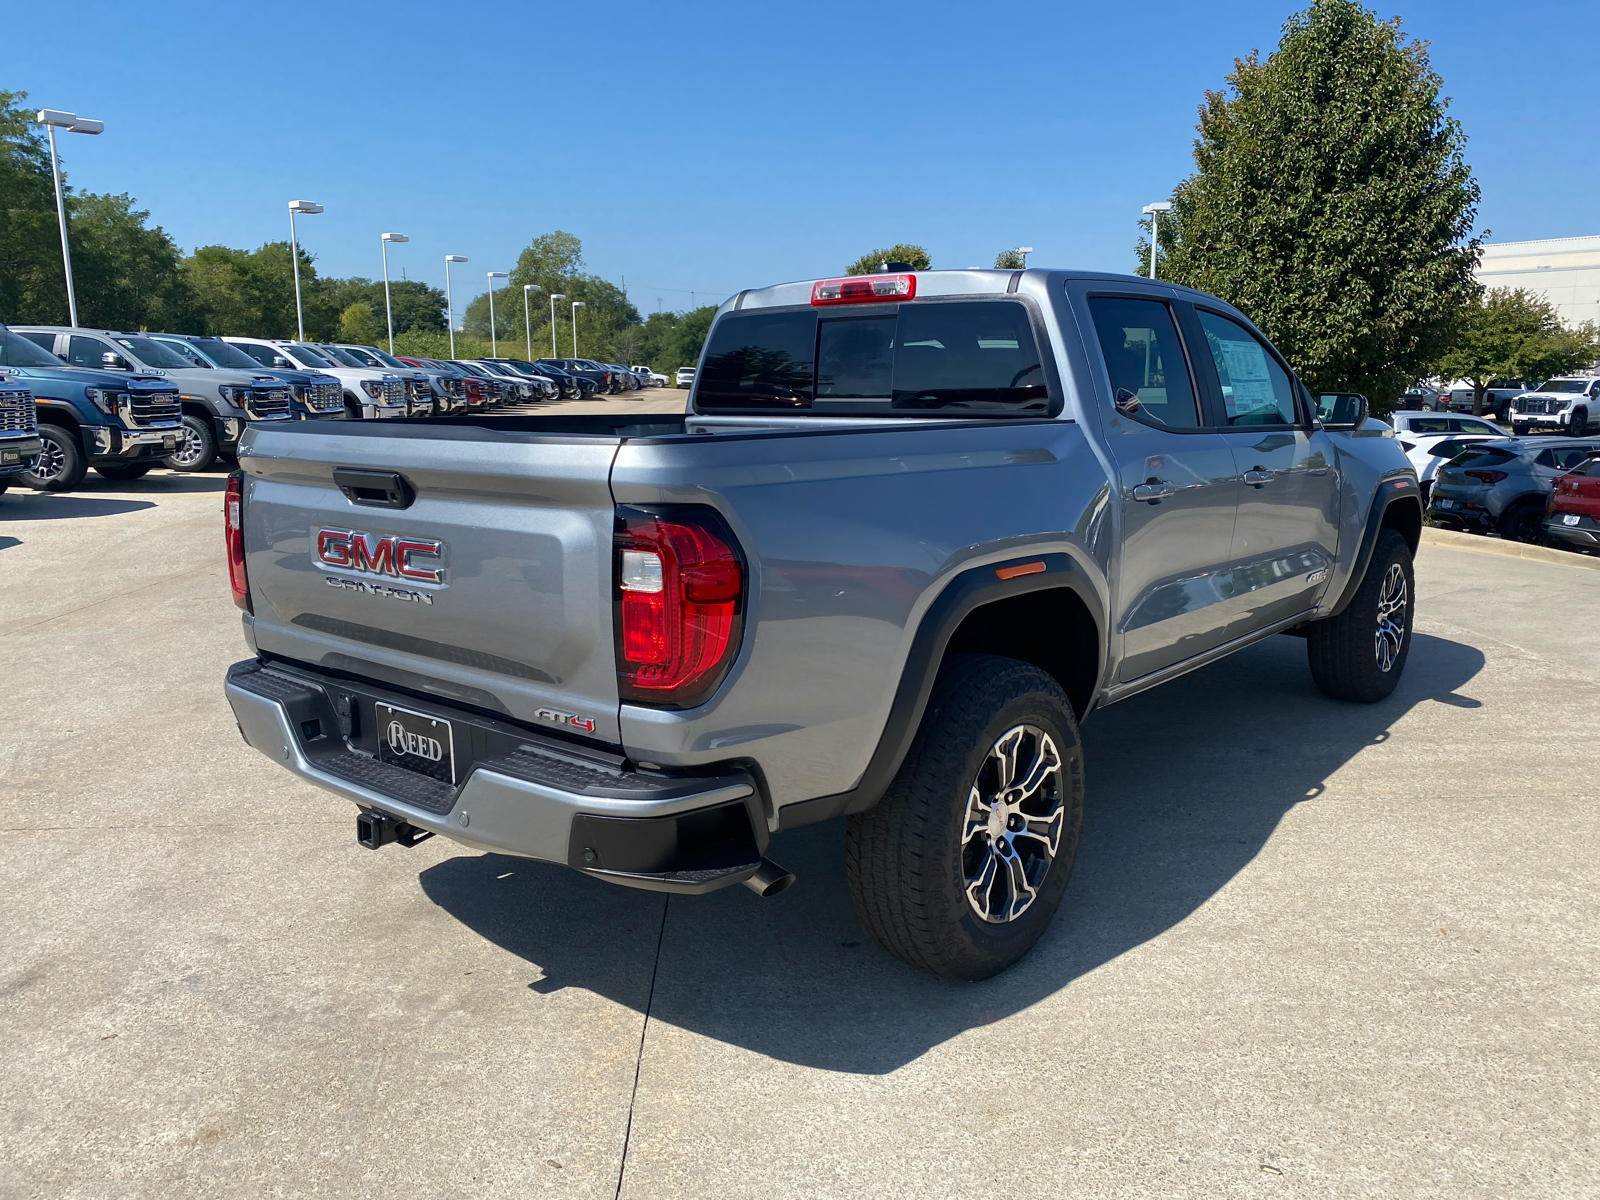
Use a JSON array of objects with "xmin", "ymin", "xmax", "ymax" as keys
[
  {"xmin": 169, "ymin": 422, "xmax": 207, "ymax": 468},
  {"xmin": 961, "ymin": 724, "xmax": 1066, "ymax": 924},
  {"xmin": 30, "ymin": 437, "xmax": 65, "ymax": 483},
  {"xmin": 1374, "ymin": 563, "xmax": 1407, "ymax": 673}
]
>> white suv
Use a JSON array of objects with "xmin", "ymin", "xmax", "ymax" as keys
[{"xmin": 1510, "ymin": 377, "xmax": 1600, "ymax": 438}]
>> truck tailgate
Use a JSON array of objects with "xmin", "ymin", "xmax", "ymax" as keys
[{"xmin": 238, "ymin": 423, "xmax": 623, "ymax": 741}]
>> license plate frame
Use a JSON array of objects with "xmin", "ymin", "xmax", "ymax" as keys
[
  {"xmin": 375, "ymin": 702, "xmax": 456, "ymax": 785},
  {"xmin": 0, "ymin": 449, "xmax": 18, "ymax": 465},
  {"xmin": 1563, "ymin": 513, "xmax": 1581, "ymax": 526},
  {"xmin": 162, "ymin": 434, "xmax": 178, "ymax": 450}
]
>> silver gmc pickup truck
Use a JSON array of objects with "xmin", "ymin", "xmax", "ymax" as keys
[{"xmin": 223, "ymin": 267, "xmax": 1422, "ymax": 979}]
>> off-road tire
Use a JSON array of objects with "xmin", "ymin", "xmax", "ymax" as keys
[
  {"xmin": 1306, "ymin": 529, "xmax": 1414, "ymax": 703},
  {"xmin": 165, "ymin": 413, "xmax": 217, "ymax": 472},
  {"xmin": 94, "ymin": 462, "xmax": 152, "ymax": 482},
  {"xmin": 846, "ymin": 654, "xmax": 1085, "ymax": 981},
  {"xmin": 1497, "ymin": 499, "xmax": 1545, "ymax": 544},
  {"xmin": 18, "ymin": 423, "xmax": 86, "ymax": 492}
]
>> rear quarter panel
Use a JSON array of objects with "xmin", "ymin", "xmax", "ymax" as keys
[{"xmin": 610, "ymin": 419, "xmax": 1112, "ymax": 816}]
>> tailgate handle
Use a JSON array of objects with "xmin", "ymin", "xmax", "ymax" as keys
[{"xmin": 332, "ymin": 468, "xmax": 415, "ymax": 509}]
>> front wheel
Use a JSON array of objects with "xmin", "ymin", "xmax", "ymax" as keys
[
  {"xmin": 1570, "ymin": 408, "xmax": 1588, "ymax": 437},
  {"xmin": 17, "ymin": 424, "xmax": 86, "ymax": 492},
  {"xmin": 1305, "ymin": 529, "xmax": 1414, "ymax": 703},
  {"xmin": 846, "ymin": 655, "xmax": 1085, "ymax": 981},
  {"xmin": 165, "ymin": 413, "xmax": 217, "ymax": 472}
]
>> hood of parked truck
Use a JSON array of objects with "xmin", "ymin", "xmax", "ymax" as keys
[{"xmin": 0, "ymin": 362, "xmax": 178, "ymax": 393}]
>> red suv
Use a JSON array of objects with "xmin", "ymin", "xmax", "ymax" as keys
[{"xmin": 1544, "ymin": 451, "xmax": 1600, "ymax": 551}]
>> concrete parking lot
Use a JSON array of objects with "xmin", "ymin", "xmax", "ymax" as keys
[{"xmin": 2, "ymin": 464, "xmax": 1597, "ymax": 1199}]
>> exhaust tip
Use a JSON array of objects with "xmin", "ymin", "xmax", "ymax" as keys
[{"xmin": 743, "ymin": 858, "xmax": 796, "ymax": 898}]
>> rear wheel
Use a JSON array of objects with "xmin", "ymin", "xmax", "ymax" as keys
[
  {"xmin": 17, "ymin": 424, "xmax": 86, "ymax": 492},
  {"xmin": 94, "ymin": 462, "xmax": 152, "ymax": 482},
  {"xmin": 165, "ymin": 413, "xmax": 217, "ymax": 472},
  {"xmin": 1306, "ymin": 529, "xmax": 1414, "ymax": 703},
  {"xmin": 846, "ymin": 655, "xmax": 1084, "ymax": 981},
  {"xmin": 1498, "ymin": 500, "xmax": 1545, "ymax": 544}
]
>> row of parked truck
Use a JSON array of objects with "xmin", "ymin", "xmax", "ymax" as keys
[{"xmin": 0, "ymin": 322, "xmax": 669, "ymax": 493}]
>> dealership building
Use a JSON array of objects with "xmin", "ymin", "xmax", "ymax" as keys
[{"xmin": 1474, "ymin": 235, "xmax": 1600, "ymax": 329}]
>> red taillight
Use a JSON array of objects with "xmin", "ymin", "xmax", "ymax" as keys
[
  {"xmin": 811, "ymin": 274, "xmax": 917, "ymax": 306},
  {"xmin": 225, "ymin": 473, "xmax": 249, "ymax": 611},
  {"xmin": 1464, "ymin": 469, "xmax": 1508, "ymax": 484},
  {"xmin": 615, "ymin": 506, "xmax": 744, "ymax": 707}
]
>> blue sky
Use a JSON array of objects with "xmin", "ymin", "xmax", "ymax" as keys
[{"xmin": 9, "ymin": 0, "xmax": 1597, "ymax": 312}]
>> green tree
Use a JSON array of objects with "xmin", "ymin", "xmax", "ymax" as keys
[
  {"xmin": 0, "ymin": 91, "xmax": 194, "ymax": 330},
  {"xmin": 321, "ymin": 277, "xmax": 444, "ymax": 338},
  {"xmin": 845, "ymin": 244, "xmax": 932, "ymax": 275},
  {"xmin": 67, "ymin": 191, "xmax": 196, "ymax": 331},
  {"xmin": 0, "ymin": 89, "xmax": 65, "ymax": 324},
  {"xmin": 994, "ymin": 249, "xmax": 1026, "ymax": 269},
  {"xmin": 1144, "ymin": 0, "xmax": 1481, "ymax": 410},
  {"xmin": 338, "ymin": 301, "xmax": 381, "ymax": 345},
  {"xmin": 1435, "ymin": 288, "xmax": 1600, "ymax": 414}
]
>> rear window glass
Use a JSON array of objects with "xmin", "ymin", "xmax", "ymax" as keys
[
  {"xmin": 695, "ymin": 300, "xmax": 1051, "ymax": 417},
  {"xmin": 1449, "ymin": 446, "xmax": 1515, "ymax": 468}
]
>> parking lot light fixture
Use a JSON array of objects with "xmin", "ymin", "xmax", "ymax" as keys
[
  {"xmin": 444, "ymin": 255, "xmax": 468, "ymax": 357},
  {"xmin": 286, "ymin": 201, "xmax": 324, "ymax": 340},
  {"xmin": 571, "ymin": 301, "xmax": 585, "ymax": 358},
  {"xmin": 522, "ymin": 284, "xmax": 543, "ymax": 360},
  {"xmin": 37, "ymin": 109, "xmax": 105, "ymax": 327},
  {"xmin": 1142, "ymin": 202, "xmax": 1173, "ymax": 279},
  {"xmin": 487, "ymin": 272, "xmax": 509, "ymax": 357},
  {"xmin": 1016, "ymin": 246, "xmax": 1034, "ymax": 268},
  {"xmin": 380, "ymin": 233, "xmax": 409, "ymax": 354},
  {"xmin": 549, "ymin": 294, "xmax": 566, "ymax": 357}
]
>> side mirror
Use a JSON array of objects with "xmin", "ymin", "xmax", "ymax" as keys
[
  {"xmin": 101, "ymin": 351, "xmax": 130, "ymax": 370},
  {"xmin": 272, "ymin": 356, "xmax": 291, "ymax": 368},
  {"xmin": 1317, "ymin": 392, "xmax": 1368, "ymax": 429}
]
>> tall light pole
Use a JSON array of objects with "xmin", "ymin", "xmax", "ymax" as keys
[
  {"xmin": 36, "ymin": 110, "xmax": 104, "ymax": 327},
  {"xmin": 380, "ymin": 233, "xmax": 408, "ymax": 354},
  {"xmin": 1016, "ymin": 245, "xmax": 1034, "ymax": 268},
  {"xmin": 549, "ymin": 294, "xmax": 565, "ymax": 356},
  {"xmin": 486, "ymin": 272, "xmax": 509, "ymax": 357},
  {"xmin": 571, "ymin": 301, "xmax": 585, "ymax": 358},
  {"xmin": 522, "ymin": 284, "xmax": 542, "ymax": 360},
  {"xmin": 1142, "ymin": 202, "xmax": 1172, "ymax": 280},
  {"xmin": 287, "ymin": 200, "xmax": 324, "ymax": 340},
  {"xmin": 444, "ymin": 255, "xmax": 468, "ymax": 357}
]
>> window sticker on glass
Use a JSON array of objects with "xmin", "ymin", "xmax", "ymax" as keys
[{"xmin": 1196, "ymin": 310, "xmax": 1297, "ymax": 426}]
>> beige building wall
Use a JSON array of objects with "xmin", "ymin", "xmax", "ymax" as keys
[{"xmin": 1473, "ymin": 235, "xmax": 1600, "ymax": 329}]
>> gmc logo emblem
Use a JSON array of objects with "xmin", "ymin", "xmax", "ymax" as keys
[{"xmin": 317, "ymin": 528, "xmax": 445, "ymax": 583}]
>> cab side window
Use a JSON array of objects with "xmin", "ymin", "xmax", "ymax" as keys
[
  {"xmin": 67, "ymin": 335, "xmax": 112, "ymax": 369},
  {"xmin": 1195, "ymin": 311, "xmax": 1298, "ymax": 427},
  {"xmin": 1085, "ymin": 297, "xmax": 1201, "ymax": 429}
]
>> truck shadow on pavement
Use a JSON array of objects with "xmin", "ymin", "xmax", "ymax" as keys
[
  {"xmin": 420, "ymin": 630, "xmax": 1485, "ymax": 1074},
  {"xmin": 0, "ymin": 495, "xmax": 157, "ymax": 520}
]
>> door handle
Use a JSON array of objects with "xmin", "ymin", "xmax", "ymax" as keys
[
  {"xmin": 1131, "ymin": 481, "xmax": 1177, "ymax": 503},
  {"xmin": 1243, "ymin": 467, "xmax": 1276, "ymax": 487}
]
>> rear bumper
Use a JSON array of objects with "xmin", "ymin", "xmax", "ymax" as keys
[
  {"xmin": 1544, "ymin": 515, "xmax": 1600, "ymax": 547},
  {"xmin": 224, "ymin": 659, "xmax": 768, "ymax": 894}
]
